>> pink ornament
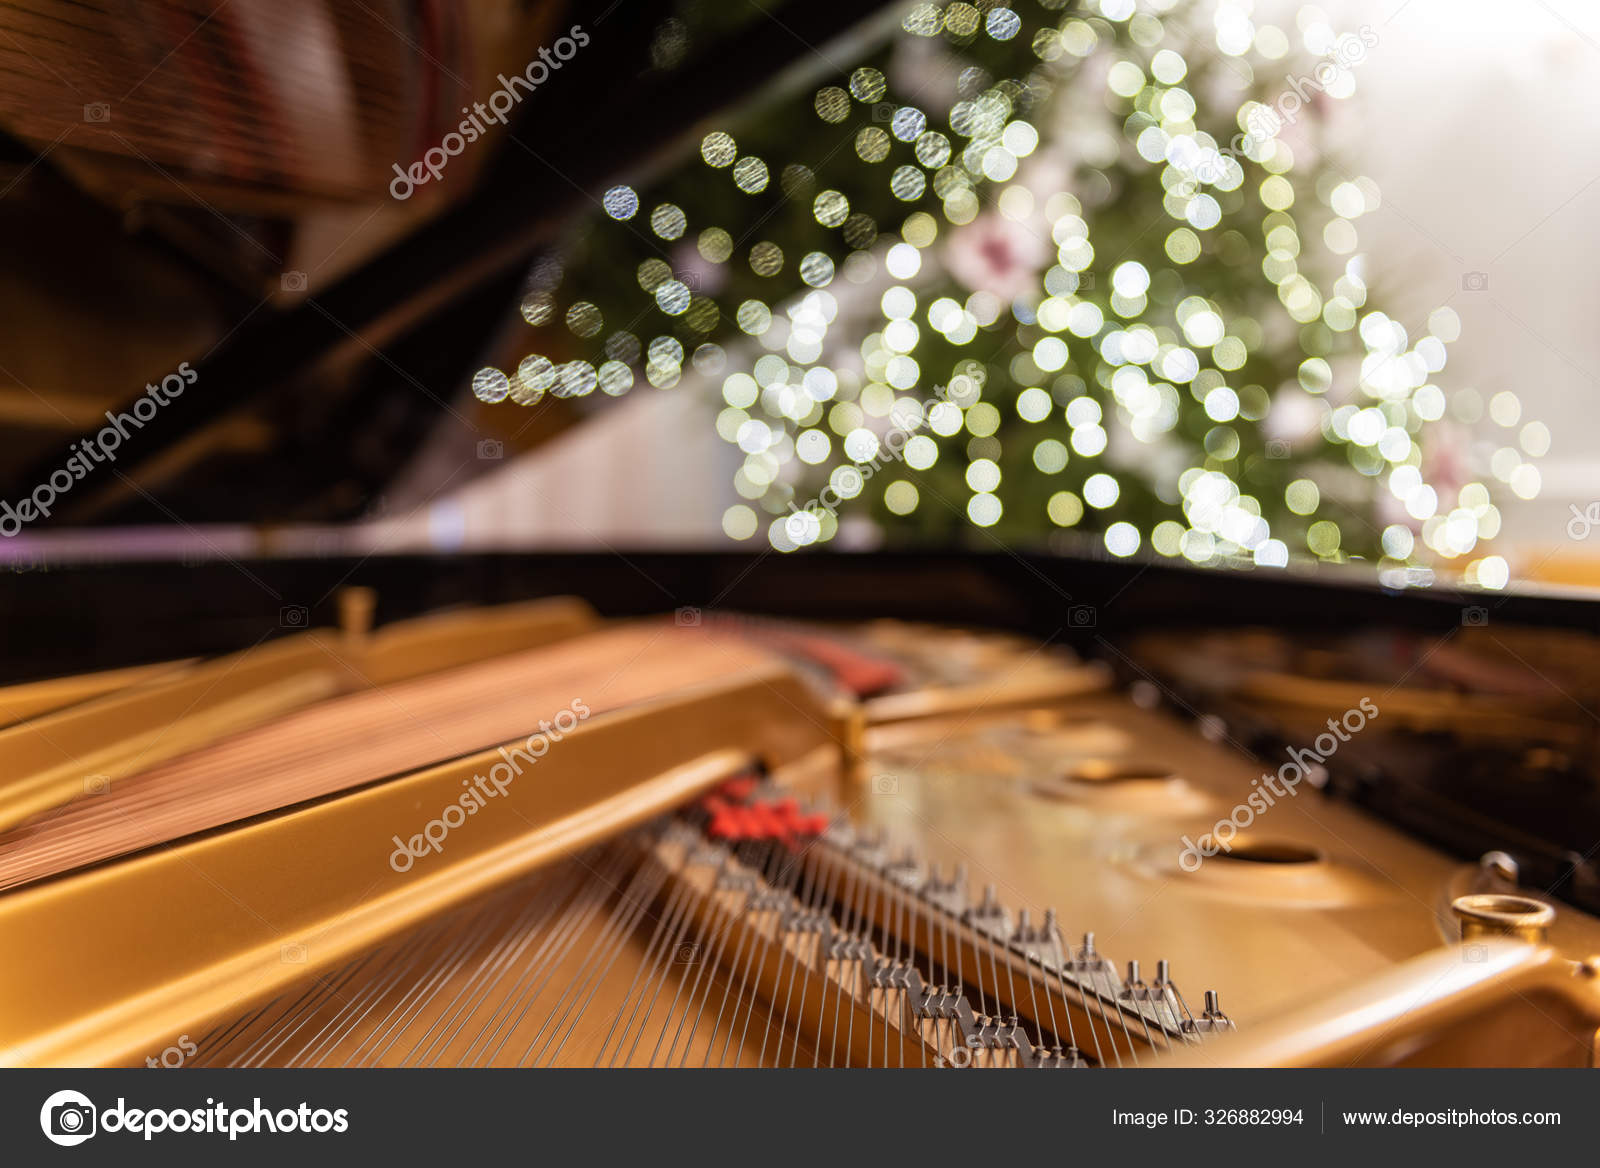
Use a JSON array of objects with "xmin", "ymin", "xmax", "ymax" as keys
[{"xmin": 943, "ymin": 212, "xmax": 1050, "ymax": 304}]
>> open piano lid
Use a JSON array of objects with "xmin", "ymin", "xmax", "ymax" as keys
[{"xmin": 0, "ymin": 0, "xmax": 902, "ymax": 528}]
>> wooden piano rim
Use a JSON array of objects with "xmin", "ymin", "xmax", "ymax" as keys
[{"xmin": 0, "ymin": 662, "xmax": 837, "ymax": 1067}]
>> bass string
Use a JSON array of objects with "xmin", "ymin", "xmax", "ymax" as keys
[
  {"xmin": 541, "ymin": 839, "xmax": 683, "ymax": 1067},
  {"xmin": 1168, "ymin": 978, "xmax": 1201, "ymax": 1034},
  {"xmin": 876, "ymin": 864, "xmax": 908, "ymax": 1067},
  {"xmin": 617, "ymin": 832, "xmax": 720, "ymax": 1068},
  {"xmin": 289, "ymin": 943, "xmax": 441, "ymax": 1070},
  {"xmin": 916, "ymin": 872, "xmax": 939, "ymax": 1067},
  {"xmin": 797, "ymin": 840, "xmax": 848, "ymax": 1068},
  {"xmin": 1030, "ymin": 931, "xmax": 1069, "ymax": 1060},
  {"xmin": 182, "ymin": 809, "xmax": 1182, "ymax": 1069},
  {"xmin": 614, "ymin": 838, "xmax": 712, "ymax": 1067},
  {"xmin": 821, "ymin": 842, "xmax": 864, "ymax": 1068},
  {"xmin": 409, "ymin": 856, "xmax": 612, "ymax": 1067},
  {"xmin": 666, "ymin": 843, "xmax": 761, "ymax": 1068},
  {"xmin": 658, "ymin": 850, "xmax": 746, "ymax": 1067},
  {"xmin": 318, "ymin": 862, "xmax": 583, "ymax": 1068},
  {"xmin": 602, "ymin": 833, "xmax": 706, "ymax": 1067},
  {"xmin": 707, "ymin": 840, "xmax": 783, "ymax": 1068},
  {"xmin": 707, "ymin": 840, "xmax": 772, "ymax": 1068},
  {"xmin": 1074, "ymin": 955, "xmax": 1125, "ymax": 1068},
  {"xmin": 347, "ymin": 892, "xmax": 533, "ymax": 1068},
  {"xmin": 1055, "ymin": 960, "xmax": 1108, "ymax": 1067},
  {"xmin": 829, "ymin": 838, "xmax": 880, "ymax": 1068},
  {"xmin": 512, "ymin": 838, "xmax": 674, "ymax": 1067},
  {"xmin": 769, "ymin": 834, "xmax": 830, "ymax": 1069},
  {"xmin": 196, "ymin": 950, "xmax": 376, "ymax": 1069},
  {"xmin": 185, "ymin": 956, "xmax": 351, "ymax": 1070},
  {"xmin": 476, "ymin": 844, "xmax": 638, "ymax": 1067},
  {"xmin": 1111, "ymin": 959, "xmax": 1164, "ymax": 1058},
  {"xmin": 979, "ymin": 899, "xmax": 1014, "ymax": 1054},
  {"xmin": 726, "ymin": 839, "xmax": 799, "ymax": 1066},
  {"xmin": 453, "ymin": 855, "xmax": 622, "ymax": 1067},
  {"xmin": 300, "ymin": 852, "xmax": 593, "ymax": 1068},
  {"xmin": 762, "ymin": 836, "xmax": 816, "ymax": 1062},
  {"xmin": 238, "ymin": 934, "xmax": 436, "ymax": 1069},
  {"xmin": 1023, "ymin": 935, "xmax": 1049, "ymax": 1056},
  {"xmin": 1092, "ymin": 961, "xmax": 1142, "ymax": 1067},
  {"xmin": 254, "ymin": 915, "xmax": 451, "ymax": 1069},
  {"xmin": 686, "ymin": 841, "xmax": 757, "ymax": 1070},
  {"xmin": 845, "ymin": 851, "xmax": 886, "ymax": 1067},
  {"xmin": 690, "ymin": 840, "xmax": 796, "ymax": 1067}
]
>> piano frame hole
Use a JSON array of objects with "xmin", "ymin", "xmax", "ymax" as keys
[
  {"xmin": 1211, "ymin": 839, "xmax": 1323, "ymax": 865},
  {"xmin": 1067, "ymin": 760, "xmax": 1174, "ymax": 784}
]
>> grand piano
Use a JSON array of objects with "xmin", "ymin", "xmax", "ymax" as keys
[{"xmin": 1, "ymin": 0, "xmax": 1598, "ymax": 1072}]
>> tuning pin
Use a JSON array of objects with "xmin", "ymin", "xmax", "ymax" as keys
[
  {"xmin": 1080, "ymin": 931, "xmax": 1096, "ymax": 956},
  {"xmin": 954, "ymin": 863, "xmax": 968, "ymax": 888},
  {"xmin": 1180, "ymin": 988, "xmax": 1234, "ymax": 1035},
  {"xmin": 1126, "ymin": 959, "xmax": 1141, "ymax": 985},
  {"xmin": 1155, "ymin": 959, "xmax": 1171, "ymax": 989},
  {"xmin": 1043, "ymin": 908, "xmax": 1058, "ymax": 936},
  {"xmin": 1016, "ymin": 908, "xmax": 1032, "ymax": 937}
]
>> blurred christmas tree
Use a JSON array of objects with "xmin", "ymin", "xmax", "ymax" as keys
[{"xmin": 474, "ymin": 0, "xmax": 1530, "ymax": 588}]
